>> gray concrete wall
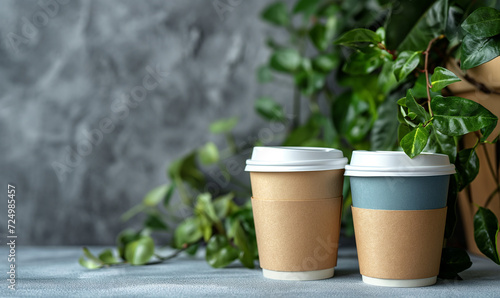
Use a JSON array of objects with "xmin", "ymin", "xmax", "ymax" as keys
[{"xmin": 0, "ymin": 0, "xmax": 294, "ymax": 245}]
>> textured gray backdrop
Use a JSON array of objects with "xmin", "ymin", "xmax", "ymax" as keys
[{"xmin": 0, "ymin": 0, "xmax": 297, "ymax": 245}]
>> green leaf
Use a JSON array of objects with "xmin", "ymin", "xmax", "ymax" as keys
[
  {"xmin": 256, "ymin": 65, "xmax": 273, "ymax": 83},
  {"xmin": 385, "ymin": 0, "xmax": 436, "ymax": 50},
  {"xmin": 210, "ymin": 117, "xmax": 238, "ymax": 134},
  {"xmin": 98, "ymin": 249, "xmax": 120, "ymax": 265},
  {"xmin": 81, "ymin": 247, "xmax": 103, "ymax": 267},
  {"xmin": 293, "ymin": 0, "xmax": 321, "ymax": 15},
  {"xmin": 79, "ymin": 256, "xmax": 103, "ymax": 269},
  {"xmin": 312, "ymin": 54, "xmax": 338, "ymax": 73},
  {"xmin": 309, "ymin": 17, "xmax": 337, "ymax": 51},
  {"xmin": 460, "ymin": 34, "xmax": 500, "ymax": 70},
  {"xmin": 474, "ymin": 207, "xmax": 500, "ymax": 264},
  {"xmin": 294, "ymin": 71, "xmax": 325, "ymax": 95},
  {"xmin": 213, "ymin": 193, "xmax": 236, "ymax": 219},
  {"xmin": 430, "ymin": 67, "xmax": 461, "ymax": 91},
  {"xmin": 255, "ymin": 97, "xmax": 286, "ymax": 122},
  {"xmin": 283, "ymin": 115, "xmax": 321, "ymax": 146},
  {"xmin": 425, "ymin": 124, "xmax": 457, "ymax": 163},
  {"xmin": 261, "ymin": 2, "xmax": 289, "ymax": 26},
  {"xmin": 233, "ymin": 221, "xmax": 255, "ymax": 268},
  {"xmin": 393, "ymin": 51, "xmax": 421, "ymax": 81},
  {"xmin": 195, "ymin": 193, "xmax": 219, "ymax": 223},
  {"xmin": 400, "ymin": 125, "xmax": 430, "ymax": 158},
  {"xmin": 431, "ymin": 96, "xmax": 498, "ymax": 137},
  {"xmin": 125, "ymin": 236, "xmax": 155, "ymax": 265},
  {"xmin": 269, "ymin": 48, "xmax": 301, "ymax": 73},
  {"xmin": 174, "ymin": 217, "xmax": 203, "ymax": 249},
  {"xmin": 163, "ymin": 184, "xmax": 175, "ymax": 208},
  {"xmin": 143, "ymin": 184, "xmax": 170, "ymax": 207},
  {"xmin": 461, "ymin": 7, "xmax": 500, "ymax": 38},
  {"xmin": 412, "ymin": 74, "xmax": 440, "ymax": 99},
  {"xmin": 198, "ymin": 142, "xmax": 219, "ymax": 165},
  {"xmin": 144, "ymin": 213, "xmax": 168, "ymax": 231},
  {"xmin": 455, "ymin": 148, "xmax": 479, "ymax": 191},
  {"xmin": 332, "ymin": 92, "xmax": 373, "ymax": 144},
  {"xmin": 168, "ymin": 152, "xmax": 206, "ymax": 190},
  {"xmin": 377, "ymin": 60, "xmax": 398, "ymax": 94},
  {"xmin": 205, "ymin": 235, "xmax": 239, "ymax": 268},
  {"xmin": 116, "ymin": 229, "xmax": 141, "ymax": 259},
  {"xmin": 439, "ymin": 247, "xmax": 472, "ymax": 279},
  {"xmin": 370, "ymin": 97, "xmax": 399, "ymax": 150},
  {"xmin": 342, "ymin": 48, "xmax": 386, "ymax": 75},
  {"xmin": 334, "ymin": 28, "xmax": 381, "ymax": 48},
  {"xmin": 397, "ymin": 0, "xmax": 449, "ymax": 51},
  {"xmin": 398, "ymin": 124, "xmax": 412, "ymax": 143},
  {"xmin": 406, "ymin": 89, "xmax": 430, "ymax": 123}
]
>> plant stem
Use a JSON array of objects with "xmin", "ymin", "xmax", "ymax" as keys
[
  {"xmin": 485, "ymin": 185, "xmax": 500, "ymax": 208},
  {"xmin": 424, "ymin": 35, "xmax": 445, "ymax": 116}
]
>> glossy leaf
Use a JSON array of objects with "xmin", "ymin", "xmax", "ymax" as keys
[
  {"xmin": 162, "ymin": 184, "xmax": 175, "ymax": 208},
  {"xmin": 461, "ymin": 7, "xmax": 500, "ymax": 38},
  {"xmin": 143, "ymin": 184, "xmax": 170, "ymax": 207},
  {"xmin": 431, "ymin": 96, "xmax": 498, "ymax": 137},
  {"xmin": 401, "ymin": 125, "xmax": 430, "ymax": 158},
  {"xmin": 261, "ymin": 2, "xmax": 289, "ymax": 26},
  {"xmin": 83, "ymin": 247, "xmax": 103, "ymax": 265},
  {"xmin": 233, "ymin": 221, "xmax": 255, "ymax": 268},
  {"xmin": 256, "ymin": 65, "xmax": 273, "ymax": 83},
  {"xmin": 406, "ymin": 89, "xmax": 430, "ymax": 123},
  {"xmin": 309, "ymin": 17, "xmax": 337, "ymax": 51},
  {"xmin": 398, "ymin": 124, "xmax": 411, "ymax": 143},
  {"xmin": 377, "ymin": 61, "xmax": 398, "ymax": 94},
  {"xmin": 255, "ymin": 97, "xmax": 286, "ymax": 122},
  {"xmin": 210, "ymin": 117, "xmax": 238, "ymax": 134},
  {"xmin": 173, "ymin": 217, "xmax": 203, "ymax": 249},
  {"xmin": 460, "ymin": 34, "xmax": 500, "ymax": 70},
  {"xmin": 474, "ymin": 207, "xmax": 500, "ymax": 264},
  {"xmin": 125, "ymin": 236, "xmax": 155, "ymax": 265},
  {"xmin": 393, "ymin": 51, "xmax": 421, "ymax": 81},
  {"xmin": 269, "ymin": 48, "xmax": 301, "ymax": 73},
  {"xmin": 455, "ymin": 148, "xmax": 479, "ymax": 191},
  {"xmin": 205, "ymin": 235, "xmax": 239, "ymax": 268},
  {"xmin": 412, "ymin": 74, "xmax": 440, "ymax": 99},
  {"xmin": 397, "ymin": 0, "xmax": 449, "ymax": 51},
  {"xmin": 98, "ymin": 249, "xmax": 120, "ymax": 265},
  {"xmin": 198, "ymin": 142, "xmax": 219, "ymax": 165},
  {"xmin": 343, "ymin": 48, "xmax": 386, "ymax": 75},
  {"xmin": 439, "ymin": 247, "xmax": 472, "ymax": 279},
  {"xmin": 334, "ymin": 28, "xmax": 381, "ymax": 48},
  {"xmin": 430, "ymin": 67, "xmax": 461, "ymax": 91},
  {"xmin": 332, "ymin": 92, "xmax": 372, "ymax": 144},
  {"xmin": 425, "ymin": 124, "xmax": 457, "ymax": 163}
]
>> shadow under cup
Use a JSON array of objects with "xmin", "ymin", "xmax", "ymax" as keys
[
  {"xmin": 345, "ymin": 151, "xmax": 456, "ymax": 288},
  {"xmin": 245, "ymin": 147, "xmax": 348, "ymax": 281}
]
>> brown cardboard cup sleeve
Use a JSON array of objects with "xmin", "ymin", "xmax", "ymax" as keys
[
  {"xmin": 352, "ymin": 206, "xmax": 447, "ymax": 280},
  {"xmin": 251, "ymin": 197, "xmax": 342, "ymax": 272}
]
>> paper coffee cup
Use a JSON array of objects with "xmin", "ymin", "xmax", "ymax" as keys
[
  {"xmin": 345, "ymin": 151, "xmax": 455, "ymax": 287},
  {"xmin": 245, "ymin": 147, "xmax": 347, "ymax": 280}
]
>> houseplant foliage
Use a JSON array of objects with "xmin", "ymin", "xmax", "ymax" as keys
[{"xmin": 80, "ymin": 0, "xmax": 500, "ymax": 278}]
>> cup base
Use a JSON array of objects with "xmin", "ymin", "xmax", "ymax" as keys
[
  {"xmin": 362, "ymin": 275, "xmax": 437, "ymax": 287},
  {"xmin": 262, "ymin": 268, "xmax": 334, "ymax": 281}
]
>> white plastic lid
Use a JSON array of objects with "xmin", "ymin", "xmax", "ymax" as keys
[
  {"xmin": 345, "ymin": 151, "xmax": 455, "ymax": 177},
  {"xmin": 245, "ymin": 146, "xmax": 348, "ymax": 172}
]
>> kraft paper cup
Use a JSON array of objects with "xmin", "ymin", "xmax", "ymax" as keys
[
  {"xmin": 345, "ymin": 151, "xmax": 455, "ymax": 287},
  {"xmin": 245, "ymin": 147, "xmax": 347, "ymax": 280}
]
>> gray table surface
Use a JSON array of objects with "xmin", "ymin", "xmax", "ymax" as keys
[{"xmin": 1, "ymin": 246, "xmax": 499, "ymax": 297}]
